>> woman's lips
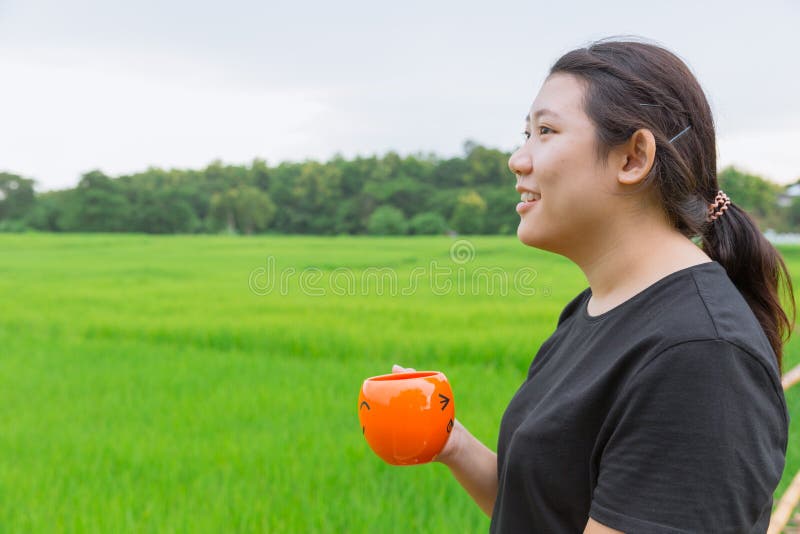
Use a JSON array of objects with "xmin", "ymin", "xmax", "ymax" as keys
[{"xmin": 516, "ymin": 199, "xmax": 539, "ymax": 214}]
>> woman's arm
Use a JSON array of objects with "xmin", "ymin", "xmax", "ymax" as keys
[{"xmin": 435, "ymin": 419, "xmax": 498, "ymax": 517}]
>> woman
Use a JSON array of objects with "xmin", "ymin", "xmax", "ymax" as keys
[{"xmin": 396, "ymin": 38, "xmax": 795, "ymax": 533}]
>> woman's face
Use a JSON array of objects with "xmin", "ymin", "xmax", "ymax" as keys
[{"xmin": 509, "ymin": 73, "xmax": 624, "ymax": 258}]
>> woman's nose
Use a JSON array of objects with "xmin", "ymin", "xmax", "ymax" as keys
[{"xmin": 508, "ymin": 148, "xmax": 532, "ymax": 177}]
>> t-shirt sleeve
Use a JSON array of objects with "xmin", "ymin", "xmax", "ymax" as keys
[{"xmin": 589, "ymin": 339, "xmax": 788, "ymax": 534}]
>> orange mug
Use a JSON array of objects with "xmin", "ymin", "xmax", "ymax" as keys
[{"xmin": 358, "ymin": 371, "xmax": 455, "ymax": 465}]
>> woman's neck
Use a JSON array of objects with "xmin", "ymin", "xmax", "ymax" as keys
[{"xmin": 577, "ymin": 223, "xmax": 712, "ymax": 317}]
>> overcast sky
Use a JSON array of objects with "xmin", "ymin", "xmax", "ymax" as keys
[{"xmin": 2, "ymin": 0, "xmax": 799, "ymax": 191}]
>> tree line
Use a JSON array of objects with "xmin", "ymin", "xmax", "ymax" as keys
[{"xmin": 0, "ymin": 141, "xmax": 797, "ymax": 235}]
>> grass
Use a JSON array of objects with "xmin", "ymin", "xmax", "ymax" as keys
[{"xmin": 0, "ymin": 233, "xmax": 798, "ymax": 532}]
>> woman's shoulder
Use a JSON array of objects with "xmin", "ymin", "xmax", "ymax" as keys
[
  {"xmin": 558, "ymin": 260, "xmax": 780, "ymax": 383},
  {"xmin": 687, "ymin": 261, "xmax": 777, "ymax": 368},
  {"xmin": 629, "ymin": 261, "xmax": 784, "ymax": 404}
]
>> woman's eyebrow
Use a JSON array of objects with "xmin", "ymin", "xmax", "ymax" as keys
[{"xmin": 524, "ymin": 109, "xmax": 561, "ymax": 123}]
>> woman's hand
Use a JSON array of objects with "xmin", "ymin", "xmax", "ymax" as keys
[
  {"xmin": 390, "ymin": 364, "xmax": 463, "ymax": 466},
  {"xmin": 391, "ymin": 363, "xmax": 497, "ymax": 516}
]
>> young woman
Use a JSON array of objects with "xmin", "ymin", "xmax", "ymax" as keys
[{"xmin": 396, "ymin": 38, "xmax": 795, "ymax": 533}]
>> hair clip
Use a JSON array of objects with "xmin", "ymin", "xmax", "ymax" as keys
[
  {"xmin": 668, "ymin": 125, "xmax": 692, "ymax": 144},
  {"xmin": 637, "ymin": 104, "xmax": 692, "ymax": 143}
]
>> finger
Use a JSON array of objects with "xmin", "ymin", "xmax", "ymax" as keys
[{"xmin": 392, "ymin": 364, "xmax": 416, "ymax": 373}]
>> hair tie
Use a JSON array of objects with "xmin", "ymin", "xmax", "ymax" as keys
[{"xmin": 707, "ymin": 190, "xmax": 731, "ymax": 222}]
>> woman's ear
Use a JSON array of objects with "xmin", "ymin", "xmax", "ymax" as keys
[{"xmin": 617, "ymin": 129, "xmax": 656, "ymax": 186}]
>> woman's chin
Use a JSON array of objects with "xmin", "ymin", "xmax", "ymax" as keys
[
  {"xmin": 516, "ymin": 224, "xmax": 540, "ymax": 247},
  {"xmin": 517, "ymin": 223, "xmax": 557, "ymax": 252}
]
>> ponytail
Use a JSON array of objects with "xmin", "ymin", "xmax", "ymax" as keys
[{"xmin": 700, "ymin": 201, "xmax": 795, "ymax": 373}]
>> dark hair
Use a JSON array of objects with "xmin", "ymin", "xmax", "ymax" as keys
[{"xmin": 550, "ymin": 37, "xmax": 795, "ymax": 373}]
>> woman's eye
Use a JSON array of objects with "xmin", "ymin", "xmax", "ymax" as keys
[
  {"xmin": 521, "ymin": 131, "xmax": 531, "ymax": 141},
  {"xmin": 539, "ymin": 126, "xmax": 553, "ymax": 135}
]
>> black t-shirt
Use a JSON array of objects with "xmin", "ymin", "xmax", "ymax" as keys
[{"xmin": 491, "ymin": 261, "xmax": 790, "ymax": 534}]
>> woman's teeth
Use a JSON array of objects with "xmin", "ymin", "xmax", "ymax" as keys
[{"xmin": 520, "ymin": 192, "xmax": 540, "ymax": 202}]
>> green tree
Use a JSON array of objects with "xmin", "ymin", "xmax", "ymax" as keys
[
  {"xmin": 129, "ymin": 189, "xmax": 198, "ymax": 233},
  {"xmin": 367, "ymin": 205, "xmax": 408, "ymax": 235},
  {"xmin": 251, "ymin": 158, "xmax": 271, "ymax": 191},
  {"xmin": 463, "ymin": 142, "xmax": 511, "ymax": 186},
  {"xmin": 786, "ymin": 196, "xmax": 800, "ymax": 229},
  {"xmin": 450, "ymin": 190, "xmax": 487, "ymax": 234},
  {"xmin": 266, "ymin": 161, "xmax": 342, "ymax": 234},
  {"xmin": 433, "ymin": 157, "xmax": 470, "ymax": 189},
  {"xmin": 363, "ymin": 175, "xmax": 431, "ymax": 218},
  {"xmin": 0, "ymin": 172, "xmax": 36, "ymax": 221},
  {"xmin": 409, "ymin": 212, "xmax": 448, "ymax": 235},
  {"xmin": 481, "ymin": 187, "xmax": 519, "ymax": 234},
  {"xmin": 25, "ymin": 190, "xmax": 69, "ymax": 231},
  {"xmin": 61, "ymin": 170, "xmax": 131, "ymax": 231},
  {"xmin": 209, "ymin": 186, "xmax": 276, "ymax": 234},
  {"xmin": 204, "ymin": 160, "xmax": 249, "ymax": 191}
]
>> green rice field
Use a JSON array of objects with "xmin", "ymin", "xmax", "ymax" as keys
[{"xmin": 1, "ymin": 234, "xmax": 798, "ymax": 532}]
